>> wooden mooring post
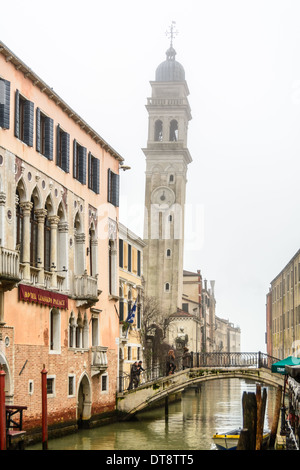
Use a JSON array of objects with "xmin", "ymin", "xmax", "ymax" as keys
[
  {"xmin": 269, "ymin": 385, "xmax": 282, "ymax": 449},
  {"xmin": 237, "ymin": 384, "xmax": 268, "ymax": 450}
]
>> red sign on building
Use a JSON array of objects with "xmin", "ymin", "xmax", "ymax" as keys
[{"xmin": 19, "ymin": 284, "xmax": 68, "ymax": 309}]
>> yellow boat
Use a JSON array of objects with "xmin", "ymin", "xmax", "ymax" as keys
[{"xmin": 212, "ymin": 428, "xmax": 270, "ymax": 450}]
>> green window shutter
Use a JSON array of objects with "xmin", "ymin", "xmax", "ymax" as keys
[
  {"xmin": 107, "ymin": 168, "xmax": 112, "ymax": 203},
  {"xmin": 45, "ymin": 116, "xmax": 53, "ymax": 160},
  {"xmin": 14, "ymin": 89, "xmax": 20, "ymax": 138},
  {"xmin": 23, "ymin": 99, "xmax": 34, "ymax": 147},
  {"xmin": 56, "ymin": 124, "xmax": 60, "ymax": 165},
  {"xmin": 79, "ymin": 146, "xmax": 87, "ymax": 185},
  {"xmin": 88, "ymin": 151, "xmax": 92, "ymax": 189},
  {"xmin": 36, "ymin": 107, "xmax": 41, "ymax": 152},
  {"xmin": 112, "ymin": 172, "xmax": 120, "ymax": 207},
  {"xmin": 94, "ymin": 158, "xmax": 100, "ymax": 194},
  {"xmin": 0, "ymin": 79, "xmax": 10, "ymax": 129},
  {"xmin": 107, "ymin": 169, "xmax": 119, "ymax": 206},
  {"xmin": 73, "ymin": 139, "xmax": 77, "ymax": 178},
  {"xmin": 62, "ymin": 131, "xmax": 70, "ymax": 173}
]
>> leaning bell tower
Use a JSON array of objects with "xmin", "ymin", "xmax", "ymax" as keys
[{"xmin": 143, "ymin": 23, "xmax": 192, "ymax": 319}]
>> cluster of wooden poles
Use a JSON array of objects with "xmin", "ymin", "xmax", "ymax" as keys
[{"xmin": 237, "ymin": 383, "xmax": 282, "ymax": 450}]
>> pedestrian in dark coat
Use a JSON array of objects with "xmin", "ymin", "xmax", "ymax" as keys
[
  {"xmin": 166, "ymin": 350, "xmax": 176, "ymax": 375},
  {"xmin": 182, "ymin": 347, "xmax": 192, "ymax": 370},
  {"xmin": 128, "ymin": 361, "xmax": 138, "ymax": 390},
  {"xmin": 135, "ymin": 360, "xmax": 145, "ymax": 386}
]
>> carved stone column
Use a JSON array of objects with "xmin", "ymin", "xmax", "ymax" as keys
[
  {"xmin": 74, "ymin": 232, "xmax": 85, "ymax": 275},
  {"xmin": 20, "ymin": 201, "xmax": 33, "ymax": 280},
  {"xmin": 48, "ymin": 215, "xmax": 60, "ymax": 288},
  {"xmin": 35, "ymin": 208, "xmax": 47, "ymax": 285},
  {"xmin": 58, "ymin": 222, "xmax": 69, "ymax": 291}
]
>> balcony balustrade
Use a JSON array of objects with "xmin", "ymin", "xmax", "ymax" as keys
[
  {"xmin": 0, "ymin": 247, "xmax": 21, "ymax": 290},
  {"xmin": 91, "ymin": 345, "xmax": 108, "ymax": 377},
  {"xmin": 73, "ymin": 270, "xmax": 99, "ymax": 306}
]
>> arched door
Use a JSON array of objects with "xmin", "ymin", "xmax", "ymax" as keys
[{"xmin": 77, "ymin": 374, "xmax": 92, "ymax": 427}]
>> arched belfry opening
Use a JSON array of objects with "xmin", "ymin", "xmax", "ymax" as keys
[
  {"xmin": 169, "ymin": 119, "xmax": 178, "ymax": 141},
  {"xmin": 154, "ymin": 119, "xmax": 163, "ymax": 141}
]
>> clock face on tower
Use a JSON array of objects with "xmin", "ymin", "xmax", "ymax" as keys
[{"xmin": 151, "ymin": 186, "xmax": 175, "ymax": 207}]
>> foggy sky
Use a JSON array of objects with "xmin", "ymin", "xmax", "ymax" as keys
[{"xmin": 2, "ymin": 0, "xmax": 300, "ymax": 351}]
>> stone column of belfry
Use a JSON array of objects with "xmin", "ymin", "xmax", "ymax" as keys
[
  {"xmin": 48, "ymin": 215, "xmax": 60, "ymax": 288},
  {"xmin": 35, "ymin": 208, "xmax": 47, "ymax": 285},
  {"xmin": 20, "ymin": 201, "xmax": 33, "ymax": 281}
]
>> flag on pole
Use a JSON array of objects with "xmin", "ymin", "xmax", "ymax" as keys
[{"xmin": 126, "ymin": 301, "xmax": 137, "ymax": 324}]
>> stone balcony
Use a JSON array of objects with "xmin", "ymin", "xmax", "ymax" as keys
[
  {"xmin": 73, "ymin": 270, "xmax": 99, "ymax": 307},
  {"xmin": 91, "ymin": 345, "xmax": 108, "ymax": 377},
  {"xmin": 0, "ymin": 247, "xmax": 21, "ymax": 290}
]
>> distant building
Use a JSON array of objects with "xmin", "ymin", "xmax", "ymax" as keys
[
  {"xmin": 215, "ymin": 316, "xmax": 241, "ymax": 352},
  {"xmin": 266, "ymin": 249, "xmax": 300, "ymax": 359},
  {"xmin": 118, "ymin": 223, "xmax": 145, "ymax": 386}
]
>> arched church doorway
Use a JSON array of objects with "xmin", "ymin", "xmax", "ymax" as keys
[{"xmin": 77, "ymin": 373, "xmax": 92, "ymax": 427}]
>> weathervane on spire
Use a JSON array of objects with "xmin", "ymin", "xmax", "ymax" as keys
[{"xmin": 166, "ymin": 21, "xmax": 178, "ymax": 48}]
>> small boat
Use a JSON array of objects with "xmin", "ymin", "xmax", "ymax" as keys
[{"xmin": 212, "ymin": 428, "xmax": 270, "ymax": 450}]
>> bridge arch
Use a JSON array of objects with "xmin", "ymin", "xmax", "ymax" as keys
[{"xmin": 117, "ymin": 367, "xmax": 284, "ymax": 418}]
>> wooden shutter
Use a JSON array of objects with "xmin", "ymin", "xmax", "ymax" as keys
[
  {"xmin": 95, "ymin": 158, "xmax": 100, "ymax": 194},
  {"xmin": 62, "ymin": 131, "xmax": 70, "ymax": 173},
  {"xmin": 45, "ymin": 116, "xmax": 53, "ymax": 160},
  {"xmin": 91, "ymin": 157, "xmax": 100, "ymax": 194},
  {"xmin": 36, "ymin": 108, "xmax": 41, "ymax": 152},
  {"xmin": 14, "ymin": 89, "xmax": 20, "ymax": 138},
  {"xmin": 119, "ymin": 239, "xmax": 123, "ymax": 268},
  {"xmin": 112, "ymin": 172, "xmax": 120, "ymax": 207},
  {"xmin": 0, "ymin": 79, "xmax": 10, "ymax": 129},
  {"xmin": 23, "ymin": 99, "xmax": 34, "ymax": 147},
  {"xmin": 56, "ymin": 124, "xmax": 60, "ymax": 165},
  {"xmin": 107, "ymin": 168, "xmax": 112, "ymax": 203},
  {"xmin": 88, "ymin": 152, "xmax": 92, "ymax": 189},
  {"xmin": 79, "ymin": 146, "xmax": 87, "ymax": 184},
  {"xmin": 73, "ymin": 139, "xmax": 77, "ymax": 178}
]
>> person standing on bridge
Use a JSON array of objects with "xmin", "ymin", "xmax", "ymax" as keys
[
  {"xmin": 135, "ymin": 360, "xmax": 145, "ymax": 387},
  {"xmin": 166, "ymin": 350, "xmax": 176, "ymax": 375},
  {"xmin": 182, "ymin": 347, "xmax": 192, "ymax": 370},
  {"xmin": 128, "ymin": 361, "xmax": 138, "ymax": 390}
]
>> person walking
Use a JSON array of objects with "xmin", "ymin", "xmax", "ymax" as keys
[
  {"xmin": 182, "ymin": 347, "xmax": 192, "ymax": 370},
  {"xmin": 166, "ymin": 350, "xmax": 176, "ymax": 376},
  {"xmin": 127, "ymin": 361, "xmax": 138, "ymax": 390},
  {"xmin": 135, "ymin": 360, "xmax": 145, "ymax": 387}
]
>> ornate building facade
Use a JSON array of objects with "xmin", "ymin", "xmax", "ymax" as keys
[{"xmin": 0, "ymin": 41, "xmax": 124, "ymax": 436}]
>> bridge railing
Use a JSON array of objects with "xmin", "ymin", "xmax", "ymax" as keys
[
  {"xmin": 190, "ymin": 351, "xmax": 279, "ymax": 370},
  {"xmin": 118, "ymin": 365, "xmax": 164, "ymax": 393},
  {"xmin": 117, "ymin": 352, "xmax": 280, "ymax": 393}
]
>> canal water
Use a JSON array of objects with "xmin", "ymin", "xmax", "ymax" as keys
[{"xmin": 26, "ymin": 378, "xmax": 277, "ymax": 451}]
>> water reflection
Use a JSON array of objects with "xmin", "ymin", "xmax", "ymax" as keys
[{"xmin": 26, "ymin": 379, "xmax": 276, "ymax": 451}]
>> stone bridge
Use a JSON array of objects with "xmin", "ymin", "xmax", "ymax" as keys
[{"xmin": 116, "ymin": 366, "xmax": 284, "ymax": 419}]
